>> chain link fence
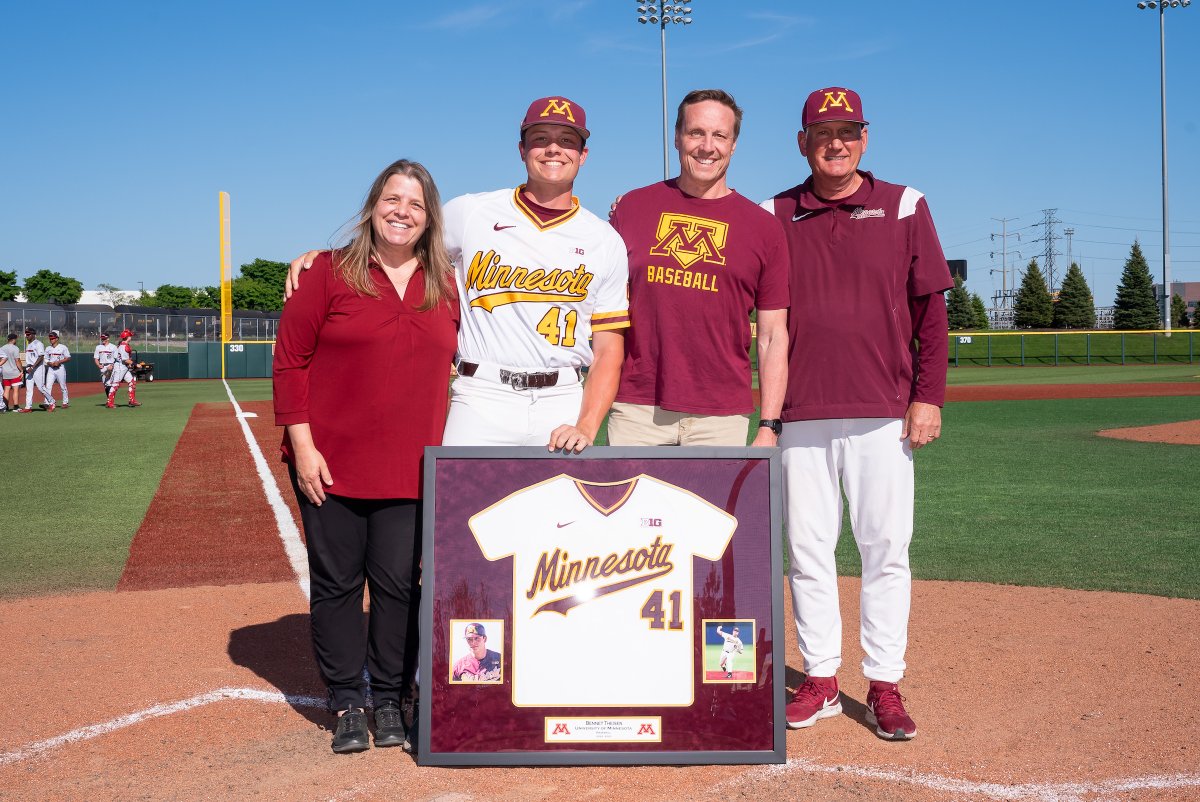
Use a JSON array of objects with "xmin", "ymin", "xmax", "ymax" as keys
[{"xmin": 1, "ymin": 303, "xmax": 278, "ymax": 355}]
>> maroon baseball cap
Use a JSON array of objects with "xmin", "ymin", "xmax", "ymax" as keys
[
  {"xmin": 802, "ymin": 87, "xmax": 868, "ymax": 129},
  {"xmin": 520, "ymin": 96, "xmax": 590, "ymax": 140}
]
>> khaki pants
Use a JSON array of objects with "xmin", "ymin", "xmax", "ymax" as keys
[{"xmin": 607, "ymin": 402, "xmax": 750, "ymax": 446}]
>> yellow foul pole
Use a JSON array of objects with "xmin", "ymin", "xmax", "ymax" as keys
[{"xmin": 219, "ymin": 191, "xmax": 232, "ymax": 379}]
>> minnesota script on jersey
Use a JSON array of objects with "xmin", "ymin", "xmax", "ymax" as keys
[{"xmin": 470, "ymin": 474, "xmax": 736, "ymax": 707}]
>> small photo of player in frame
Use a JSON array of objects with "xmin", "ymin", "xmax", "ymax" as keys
[
  {"xmin": 701, "ymin": 619, "xmax": 756, "ymax": 684},
  {"xmin": 448, "ymin": 619, "xmax": 504, "ymax": 684}
]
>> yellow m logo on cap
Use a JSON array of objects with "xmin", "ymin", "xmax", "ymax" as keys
[
  {"xmin": 540, "ymin": 99, "xmax": 576, "ymax": 122},
  {"xmin": 819, "ymin": 91, "xmax": 854, "ymax": 113}
]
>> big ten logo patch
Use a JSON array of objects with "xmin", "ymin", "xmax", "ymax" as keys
[
  {"xmin": 641, "ymin": 517, "xmax": 662, "ymax": 527},
  {"xmin": 649, "ymin": 214, "xmax": 728, "ymax": 269}
]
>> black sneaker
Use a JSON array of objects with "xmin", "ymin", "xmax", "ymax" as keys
[
  {"xmin": 373, "ymin": 700, "xmax": 406, "ymax": 748},
  {"xmin": 331, "ymin": 707, "xmax": 370, "ymax": 753},
  {"xmin": 401, "ymin": 698, "xmax": 418, "ymax": 754}
]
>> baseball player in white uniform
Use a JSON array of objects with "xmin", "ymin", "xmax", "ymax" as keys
[
  {"xmin": 43, "ymin": 330, "xmax": 71, "ymax": 408},
  {"xmin": 94, "ymin": 333, "xmax": 118, "ymax": 392},
  {"xmin": 716, "ymin": 625, "xmax": 744, "ymax": 678},
  {"xmin": 286, "ymin": 96, "xmax": 629, "ymax": 452},
  {"xmin": 20, "ymin": 327, "xmax": 53, "ymax": 412},
  {"xmin": 106, "ymin": 329, "xmax": 140, "ymax": 408}
]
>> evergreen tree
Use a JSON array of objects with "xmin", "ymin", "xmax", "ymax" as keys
[
  {"xmin": 970, "ymin": 293, "xmax": 989, "ymax": 329},
  {"xmin": 1171, "ymin": 294, "xmax": 1189, "ymax": 328},
  {"xmin": 1052, "ymin": 263, "xmax": 1096, "ymax": 329},
  {"xmin": 946, "ymin": 275, "xmax": 975, "ymax": 330},
  {"xmin": 1113, "ymin": 241, "xmax": 1161, "ymax": 330},
  {"xmin": 1013, "ymin": 259, "xmax": 1052, "ymax": 328}
]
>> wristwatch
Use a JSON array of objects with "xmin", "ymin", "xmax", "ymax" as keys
[{"xmin": 758, "ymin": 418, "xmax": 783, "ymax": 436}]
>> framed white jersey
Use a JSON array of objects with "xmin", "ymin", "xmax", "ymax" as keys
[
  {"xmin": 470, "ymin": 474, "xmax": 735, "ymax": 707},
  {"xmin": 443, "ymin": 187, "xmax": 630, "ymax": 370}
]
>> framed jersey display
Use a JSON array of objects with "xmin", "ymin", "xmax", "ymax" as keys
[{"xmin": 417, "ymin": 446, "xmax": 785, "ymax": 766}]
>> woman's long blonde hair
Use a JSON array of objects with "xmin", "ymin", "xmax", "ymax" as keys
[{"xmin": 334, "ymin": 159, "xmax": 454, "ymax": 311}]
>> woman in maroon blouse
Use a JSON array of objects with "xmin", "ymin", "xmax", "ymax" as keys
[{"xmin": 274, "ymin": 159, "xmax": 458, "ymax": 754}]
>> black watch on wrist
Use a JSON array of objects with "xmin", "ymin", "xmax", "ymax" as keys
[{"xmin": 758, "ymin": 418, "xmax": 783, "ymax": 436}]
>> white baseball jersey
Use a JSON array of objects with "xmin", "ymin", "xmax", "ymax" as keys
[
  {"xmin": 45, "ymin": 343, "xmax": 70, "ymax": 366},
  {"xmin": 443, "ymin": 187, "xmax": 630, "ymax": 370},
  {"xmin": 94, "ymin": 343, "xmax": 118, "ymax": 365},
  {"xmin": 470, "ymin": 474, "xmax": 736, "ymax": 707},
  {"xmin": 721, "ymin": 631, "xmax": 744, "ymax": 655},
  {"xmin": 110, "ymin": 342, "xmax": 134, "ymax": 382},
  {"xmin": 24, "ymin": 339, "xmax": 45, "ymax": 367}
]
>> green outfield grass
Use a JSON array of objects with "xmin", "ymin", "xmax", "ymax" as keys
[
  {"xmin": 0, "ymin": 379, "xmax": 272, "ymax": 597},
  {"xmin": 835, "ymin": 395, "xmax": 1200, "ymax": 599}
]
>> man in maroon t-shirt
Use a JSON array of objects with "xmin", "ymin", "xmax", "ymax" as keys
[
  {"xmin": 609, "ymin": 88, "xmax": 789, "ymax": 447},
  {"xmin": 762, "ymin": 87, "xmax": 952, "ymax": 741}
]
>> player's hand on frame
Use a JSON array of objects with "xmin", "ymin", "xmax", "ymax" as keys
[
  {"xmin": 294, "ymin": 447, "xmax": 333, "ymax": 505},
  {"xmin": 749, "ymin": 427, "xmax": 778, "ymax": 448},
  {"xmin": 902, "ymin": 401, "xmax": 942, "ymax": 450},
  {"xmin": 283, "ymin": 250, "xmax": 324, "ymax": 300},
  {"xmin": 548, "ymin": 424, "xmax": 594, "ymax": 454}
]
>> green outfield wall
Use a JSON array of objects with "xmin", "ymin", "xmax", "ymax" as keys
[{"xmin": 947, "ymin": 330, "xmax": 1197, "ymax": 367}]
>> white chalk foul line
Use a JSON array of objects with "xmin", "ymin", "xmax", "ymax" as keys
[
  {"xmin": 730, "ymin": 757, "xmax": 1200, "ymax": 802},
  {"xmin": 0, "ymin": 687, "xmax": 325, "ymax": 766},
  {"xmin": 222, "ymin": 379, "xmax": 310, "ymax": 601}
]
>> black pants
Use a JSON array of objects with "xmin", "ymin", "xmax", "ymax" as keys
[{"xmin": 291, "ymin": 471, "xmax": 422, "ymax": 711}]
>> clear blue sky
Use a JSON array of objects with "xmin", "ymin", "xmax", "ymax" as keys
[{"xmin": 3, "ymin": 1, "xmax": 1197, "ymax": 307}]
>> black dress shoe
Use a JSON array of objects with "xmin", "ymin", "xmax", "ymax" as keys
[
  {"xmin": 331, "ymin": 708, "xmax": 370, "ymax": 753},
  {"xmin": 373, "ymin": 701, "xmax": 406, "ymax": 747},
  {"xmin": 401, "ymin": 698, "xmax": 419, "ymax": 754}
]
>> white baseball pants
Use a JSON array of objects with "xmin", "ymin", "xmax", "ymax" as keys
[
  {"xmin": 23, "ymin": 367, "xmax": 51, "ymax": 409},
  {"xmin": 780, "ymin": 417, "xmax": 913, "ymax": 684},
  {"xmin": 442, "ymin": 369, "xmax": 583, "ymax": 447},
  {"xmin": 45, "ymin": 366, "xmax": 68, "ymax": 404}
]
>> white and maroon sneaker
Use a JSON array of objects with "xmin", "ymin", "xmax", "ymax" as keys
[
  {"xmin": 866, "ymin": 681, "xmax": 916, "ymax": 740},
  {"xmin": 785, "ymin": 675, "xmax": 842, "ymax": 729}
]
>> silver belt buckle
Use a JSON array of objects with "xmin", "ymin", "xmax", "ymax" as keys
[{"xmin": 503, "ymin": 370, "xmax": 529, "ymax": 390}]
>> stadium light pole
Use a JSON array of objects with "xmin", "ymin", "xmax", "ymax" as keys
[
  {"xmin": 636, "ymin": 3, "xmax": 694, "ymax": 180},
  {"xmin": 1135, "ymin": 0, "xmax": 1191, "ymax": 332}
]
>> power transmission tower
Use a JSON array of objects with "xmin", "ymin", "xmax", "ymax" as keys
[
  {"xmin": 990, "ymin": 217, "xmax": 1020, "ymax": 308},
  {"xmin": 1031, "ymin": 208, "xmax": 1062, "ymax": 292}
]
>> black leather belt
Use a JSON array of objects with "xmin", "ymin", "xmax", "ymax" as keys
[{"xmin": 456, "ymin": 361, "xmax": 577, "ymax": 391}]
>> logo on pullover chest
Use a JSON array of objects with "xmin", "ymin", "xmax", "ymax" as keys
[{"xmin": 849, "ymin": 206, "xmax": 886, "ymax": 220}]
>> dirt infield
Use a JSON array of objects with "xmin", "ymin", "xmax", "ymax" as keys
[{"xmin": 3, "ymin": 386, "xmax": 1199, "ymax": 801}]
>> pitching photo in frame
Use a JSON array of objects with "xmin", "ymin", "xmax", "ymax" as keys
[{"xmin": 417, "ymin": 446, "xmax": 785, "ymax": 766}]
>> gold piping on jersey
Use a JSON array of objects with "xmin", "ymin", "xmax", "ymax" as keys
[
  {"xmin": 572, "ymin": 477, "xmax": 638, "ymax": 515},
  {"xmin": 590, "ymin": 309, "xmax": 631, "ymax": 332},
  {"xmin": 513, "ymin": 186, "xmax": 581, "ymax": 231}
]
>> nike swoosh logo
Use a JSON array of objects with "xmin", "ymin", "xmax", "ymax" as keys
[
  {"xmin": 494, "ymin": 223, "xmax": 516, "ymax": 231},
  {"xmin": 556, "ymin": 521, "xmax": 574, "ymax": 528},
  {"xmin": 792, "ymin": 211, "xmax": 815, "ymax": 222}
]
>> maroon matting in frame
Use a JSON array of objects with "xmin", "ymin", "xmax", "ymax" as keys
[{"xmin": 417, "ymin": 446, "xmax": 785, "ymax": 766}]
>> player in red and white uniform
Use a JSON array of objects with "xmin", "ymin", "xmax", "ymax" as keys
[
  {"xmin": 106, "ymin": 329, "xmax": 140, "ymax": 408},
  {"xmin": 470, "ymin": 474, "xmax": 735, "ymax": 707},
  {"xmin": 93, "ymin": 332, "xmax": 118, "ymax": 392},
  {"xmin": 763, "ymin": 87, "xmax": 952, "ymax": 741},
  {"xmin": 286, "ymin": 97, "xmax": 629, "ymax": 453},
  {"xmin": 20, "ymin": 327, "xmax": 52, "ymax": 412},
  {"xmin": 43, "ymin": 330, "xmax": 71, "ymax": 408},
  {"xmin": 441, "ymin": 96, "xmax": 629, "ymax": 451}
]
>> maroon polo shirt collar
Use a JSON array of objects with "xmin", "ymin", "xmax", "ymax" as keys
[{"xmin": 796, "ymin": 170, "xmax": 876, "ymax": 212}]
